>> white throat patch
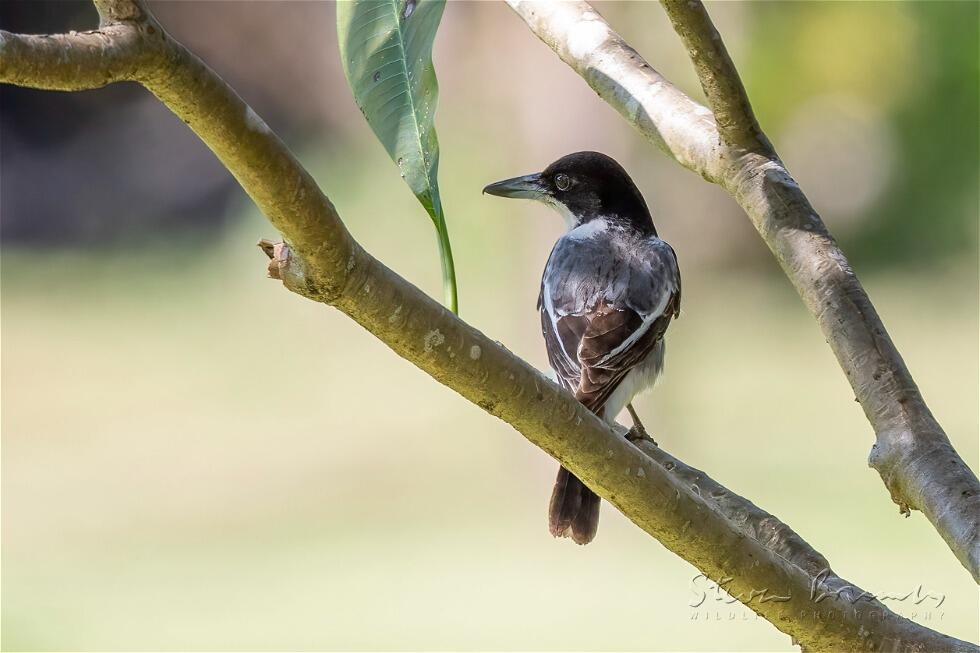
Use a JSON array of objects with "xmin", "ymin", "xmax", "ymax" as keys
[
  {"xmin": 567, "ymin": 219, "xmax": 608, "ymax": 240},
  {"xmin": 542, "ymin": 197, "xmax": 579, "ymax": 230}
]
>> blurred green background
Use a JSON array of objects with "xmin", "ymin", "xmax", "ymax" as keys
[{"xmin": 2, "ymin": 1, "xmax": 977, "ymax": 651}]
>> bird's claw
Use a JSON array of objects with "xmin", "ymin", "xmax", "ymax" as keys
[{"xmin": 625, "ymin": 425, "xmax": 657, "ymax": 447}]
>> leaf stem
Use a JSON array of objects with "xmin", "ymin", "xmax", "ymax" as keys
[{"xmin": 434, "ymin": 211, "xmax": 458, "ymax": 314}]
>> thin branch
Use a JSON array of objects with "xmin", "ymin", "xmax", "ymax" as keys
[
  {"xmin": 93, "ymin": 0, "xmax": 150, "ymax": 24},
  {"xmin": 0, "ymin": 1, "xmax": 975, "ymax": 650},
  {"xmin": 659, "ymin": 0, "xmax": 769, "ymax": 152},
  {"xmin": 0, "ymin": 26, "xmax": 145, "ymax": 91},
  {"xmin": 508, "ymin": 0, "xmax": 980, "ymax": 584}
]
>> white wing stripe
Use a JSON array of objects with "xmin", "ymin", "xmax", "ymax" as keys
[{"xmin": 594, "ymin": 282, "xmax": 673, "ymax": 365}]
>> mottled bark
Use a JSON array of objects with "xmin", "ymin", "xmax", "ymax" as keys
[
  {"xmin": 1, "ymin": 1, "xmax": 976, "ymax": 650},
  {"xmin": 509, "ymin": 0, "xmax": 979, "ymax": 583},
  {"xmin": 0, "ymin": 25, "xmax": 145, "ymax": 90},
  {"xmin": 658, "ymin": 0, "xmax": 769, "ymax": 153}
]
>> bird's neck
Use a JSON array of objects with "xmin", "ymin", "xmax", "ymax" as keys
[
  {"xmin": 549, "ymin": 192, "xmax": 657, "ymax": 235},
  {"xmin": 603, "ymin": 186, "xmax": 657, "ymax": 236},
  {"xmin": 570, "ymin": 208, "xmax": 657, "ymax": 237}
]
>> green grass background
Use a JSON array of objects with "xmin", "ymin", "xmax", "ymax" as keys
[{"xmin": 3, "ymin": 199, "xmax": 976, "ymax": 649}]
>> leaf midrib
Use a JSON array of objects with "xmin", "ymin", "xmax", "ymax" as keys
[{"xmin": 384, "ymin": 0, "xmax": 435, "ymax": 209}]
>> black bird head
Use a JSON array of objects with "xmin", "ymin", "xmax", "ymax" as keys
[{"xmin": 483, "ymin": 151, "xmax": 655, "ymax": 234}]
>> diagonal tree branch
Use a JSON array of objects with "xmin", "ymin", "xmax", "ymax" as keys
[
  {"xmin": 508, "ymin": 0, "xmax": 980, "ymax": 583},
  {"xmin": 658, "ymin": 0, "xmax": 769, "ymax": 152},
  {"xmin": 0, "ymin": 1, "xmax": 975, "ymax": 650}
]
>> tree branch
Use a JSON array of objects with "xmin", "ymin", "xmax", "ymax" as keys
[
  {"xmin": 1, "ymin": 1, "xmax": 976, "ymax": 649},
  {"xmin": 0, "ymin": 26, "xmax": 145, "ymax": 90},
  {"xmin": 658, "ymin": 0, "xmax": 769, "ymax": 152},
  {"xmin": 508, "ymin": 0, "xmax": 980, "ymax": 583},
  {"xmin": 93, "ymin": 0, "xmax": 151, "ymax": 24}
]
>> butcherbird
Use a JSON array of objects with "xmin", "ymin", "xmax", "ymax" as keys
[{"xmin": 484, "ymin": 151, "xmax": 681, "ymax": 545}]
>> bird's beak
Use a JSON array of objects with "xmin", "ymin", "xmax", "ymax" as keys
[{"xmin": 482, "ymin": 173, "xmax": 548, "ymax": 200}]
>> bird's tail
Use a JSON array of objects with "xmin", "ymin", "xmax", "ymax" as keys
[{"xmin": 549, "ymin": 466, "xmax": 600, "ymax": 545}]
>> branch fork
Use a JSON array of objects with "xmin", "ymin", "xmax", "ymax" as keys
[{"xmin": 509, "ymin": 0, "xmax": 979, "ymax": 583}]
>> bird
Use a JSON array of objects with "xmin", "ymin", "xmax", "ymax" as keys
[{"xmin": 483, "ymin": 151, "xmax": 681, "ymax": 545}]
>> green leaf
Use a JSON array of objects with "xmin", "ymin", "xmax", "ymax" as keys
[{"xmin": 337, "ymin": 0, "xmax": 458, "ymax": 314}]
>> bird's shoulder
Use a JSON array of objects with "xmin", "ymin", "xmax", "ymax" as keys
[{"xmin": 540, "ymin": 218, "xmax": 680, "ymax": 318}]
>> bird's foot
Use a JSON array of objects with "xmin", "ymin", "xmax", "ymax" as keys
[{"xmin": 625, "ymin": 425, "xmax": 657, "ymax": 447}]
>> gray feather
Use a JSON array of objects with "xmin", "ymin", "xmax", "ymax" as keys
[{"xmin": 539, "ymin": 217, "xmax": 681, "ymax": 408}]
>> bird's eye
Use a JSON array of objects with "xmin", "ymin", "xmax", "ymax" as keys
[{"xmin": 555, "ymin": 173, "xmax": 571, "ymax": 191}]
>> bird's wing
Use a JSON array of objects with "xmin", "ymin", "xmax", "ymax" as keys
[{"xmin": 540, "ymin": 232, "xmax": 680, "ymax": 413}]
